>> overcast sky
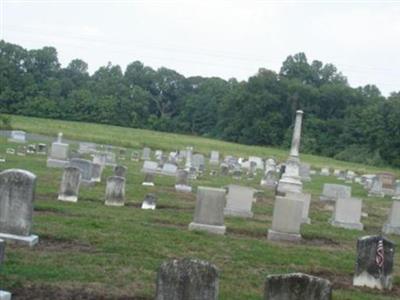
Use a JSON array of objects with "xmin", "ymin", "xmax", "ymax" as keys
[{"xmin": 1, "ymin": 0, "xmax": 399, "ymax": 95}]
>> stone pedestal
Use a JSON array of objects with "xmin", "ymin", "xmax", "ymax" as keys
[
  {"xmin": 268, "ymin": 196, "xmax": 303, "ymax": 242},
  {"xmin": 189, "ymin": 187, "xmax": 226, "ymax": 235}
]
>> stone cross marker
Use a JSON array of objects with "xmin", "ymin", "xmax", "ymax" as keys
[
  {"xmin": 353, "ymin": 235, "xmax": 395, "ymax": 290},
  {"xmin": 189, "ymin": 187, "xmax": 226, "ymax": 235},
  {"xmin": 155, "ymin": 258, "xmax": 219, "ymax": 300},
  {"xmin": 114, "ymin": 165, "xmax": 127, "ymax": 178},
  {"xmin": 58, "ymin": 166, "xmax": 81, "ymax": 202},
  {"xmin": 142, "ymin": 193, "xmax": 157, "ymax": 210},
  {"xmin": 105, "ymin": 176, "xmax": 126, "ymax": 206},
  {"xmin": 264, "ymin": 273, "xmax": 332, "ymax": 300},
  {"xmin": 0, "ymin": 169, "xmax": 39, "ymax": 247}
]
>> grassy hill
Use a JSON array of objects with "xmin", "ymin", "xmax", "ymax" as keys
[{"xmin": 0, "ymin": 115, "xmax": 399, "ymax": 299}]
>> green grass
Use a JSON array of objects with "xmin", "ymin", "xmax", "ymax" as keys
[{"xmin": 0, "ymin": 115, "xmax": 399, "ymax": 299}]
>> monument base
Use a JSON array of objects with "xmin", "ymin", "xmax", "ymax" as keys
[
  {"xmin": 353, "ymin": 271, "xmax": 392, "ymax": 290},
  {"xmin": 57, "ymin": 195, "xmax": 78, "ymax": 202},
  {"xmin": 224, "ymin": 208, "xmax": 253, "ymax": 218},
  {"xmin": 0, "ymin": 291, "xmax": 11, "ymax": 300},
  {"xmin": 175, "ymin": 184, "xmax": 192, "ymax": 193},
  {"xmin": 141, "ymin": 203, "xmax": 156, "ymax": 210},
  {"xmin": 0, "ymin": 233, "xmax": 39, "ymax": 247},
  {"xmin": 277, "ymin": 177, "xmax": 303, "ymax": 194},
  {"xmin": 188, "ymin": 222, "xmax": 226, "ymax": 235},
  {"xmin": 47, "ymin": 158, "xmax": 69, "ymax": 168},
  {"xmin": 267, "ymin": 229, "xmax": 302, "ymax": 242},
  {"xmin": 382, "ymin": 223, "xmax": 400, "ymax": 235},
  {"xmin": 331, "ymin": 220, "xmax": 363, "ymax": 230}
]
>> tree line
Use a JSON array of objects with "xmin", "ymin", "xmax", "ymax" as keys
[{"xmin": 1, "ymin": 40, "xmax": 399, "ymax": 167}]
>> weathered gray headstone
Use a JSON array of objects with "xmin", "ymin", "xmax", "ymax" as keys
[
  {"xmin": 131, "ymin": 150, "xmax": 140, "ymax": 162},
  {"xmin": 286, "ymin": 192, "xmax": 312, "ymax": 224},
  {"xmin": 155, "ymin": 258, "xmax": 219, "ymax": 300},
  {"xmin": 320, "ymin": 167, "xmax": 330, "ymax": 176},
  {"xmin": 175, "ymin": 170, "xmax": 192, "ymax": 192},
  {"xmin": 264, "ymin": 273, "xmax": 332, "ymax": 300},
  {"xmin": 92, "ymin": 152, "xmax": 107, "ymax": 166},
  {"xmin": 331, "ymin": 197, "xmax": 363, "ymax": 230},
  {"xmin": 0, "ymin": 169, "xmax": 38, "ymax": 246},
  {"xmin": 27, "ymin": 144, "xmax": 36, "ymax": 154},
  {"xmin": 37, "ymin": 143, "xmax": 47, "ymax": 155},
  {"xmin": 346, "ymin": 170, "xmax": 356, "ymax": 183},
  {"xmin": 261, "ymin": 170, "xmax": 278, "ymax": 189},
  {"xmin": 141, "ymin": 161, "xmax": 159, "ymax": 174},
  {"xmin": 368, "ymin": 176, "xmax": 384, "ymax": 197},
  {"xmin": 78, "ymin": 142, "xmax": 96, "ymax": 154},
  {"xmin": 8, "ymin": 130, "xmax": 26, "ymax": 143},
  {"xmin": 189, "ymin": 187, "xmax": 226, "ymax": 235},
  {"xmin": 70, "ymin": 158, "xmax": 94, "ymax": 186},
  {"xmin": 91, "ymin": 163, "xmax": 103, "ymax": 183},
  {"xmin": 378, "ymin": 173, "xmax": 396, "ymax": 196},
  {"xmin": 224, "ymin": 185, "xmax": 255, "ymax": 218},
  {"xmin": 47, "ymin": 132, "xmax": 69, "ymax": 168},
  {"xmin": 299, "ymin": 163, "xmax": 311, "ymax": 182},
  {"xmin": 16, "ymin": 145, "xmax": 27, "ymax": 156},
  {"xmin": 353, "ymin": 235, "xmax": 395, "ymax": 290},
  {"xmin": 114, "ymin": 165, "xmax": 127, "ymax": 178},
  {"xmin": 383, "ymin": 200, "xmax": 400, "ymax": 235},
  {"xmin": 58, "ymin": 166, "xmax": 81, "ymax": 202},
  {"xmin": 142, "ymin": 193, "xmax": 157, "ymax": 210},
  {"xmin": 162, "ymin": 163, "xmax": 178, "ymax": 176},
  {"xmin": 249, "ymin": 156, "xmax": 264, "ymax": 170},
  {"xmin": 141, "ymin": 147, "xmax": 151, "ymax": 160},
  {"xmin": 268, "ymin": 195, "xmax": 303, "ymax": 242},
  {"xmin": 209, "ymin": 151, "xmax": 220, "ymax": 166},
  {"xmin": 105, "ymin": 176, "xmax": 125, "ymax": 206},
  {"xmin": 192, "ymin": 154, "xmax": 205, "ymax": 172},
  {"xmin": 320, "ymin": 184, "xmax": 351, "ymax": 202},
  {"xmin": 220, "ymin": 163, "xmax": 229, "ymax": 176},
  {"xmin": 142, "ymin": 173, "xmax": 155, "ymax": 186}
]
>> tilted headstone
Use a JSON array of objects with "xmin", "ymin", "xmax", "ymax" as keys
[
  {"xmin": 268, "ymin": 195, "xmax": 303, "ymax": 242},
  {"xmin": 142, "ymin": 193, "xmax": 157, "ymax": 210},
  {"xmin": 286, "ymin": 192, "xmax": 312, "ymax": 224},
  {"xmin": 320, "ymin": 184, "xmax": 351, "ymax": 202},
  {"xmin": 155, "ymin": 258, "xmax": 219, "ymax": 300},
  {"xmin": 264, "ymin": 273, "xmax": 332, "ymax": 300},
  {"xmin": 91, "ymin": 163, "xmax": 103, "ymax": 183},
  {"xmin": 47, "ymin": 132, "xmax": 69, "ymax": 168},
  {"xmin": 0, "ymin": 169, "xmax": 38, "ymax": 246},
  {"xmin": 368, "ymin": 176, "xmax": 384, "ymax": 197},
  {"xmin": 353, "ymin": 235, "xmax": 395, "ymax": 290},
  {"xmin": 105, "ymin": 176, "xmax": 125, "ymax": 206},
  {"xmin": 69, "ymin": 158, "xmax": 94, "ymax": 186},
  {"xmin": 383, "ymin": 200, "xmax": 400, "ymax": 235},
  {"xmin": 58, "ymin": 166, "xmax": 81, "ymax": 202},
  {"xmin": 320, "ymin": 167, "xmax": 330, "ymax": 176},
  {"xmin": 141, "ymin": 147, "xmax": 151, "ymax": 160},
  {"xmin": 224, "ymin": 185, "xmax": 255, "ymax": 218},
  {"xmin": 331, "ymin": 197, "xmax": 363, "ymax": 230},
  {"xmin": 189, "ymin": 187, "xmax": 226, "ymax": 235},
  {"xmin": 209, "ymin": 151, "xmax": 220, "ymax": 165},
  {"xmin": 8, "ymin": 130, "xmax": 26, "ymax": 143},
  {"xmin": 142, "ymin": 173, "xmax": 155, "ymax": 186},
  {"xmin": 114, "ymin": 165, "xmax": 127, "ymax": 178},
  {"xmin": 175, "ymin": 170, "xmax": 192, "ymax": 192},
  {"xmin": 162, "ymin": 163, "xmax": 178, "ymax": 176}
]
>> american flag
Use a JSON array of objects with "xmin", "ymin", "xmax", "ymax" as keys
[{"xmin": 376, "ymin": 239, "xmax": 384, "ymax": 269}]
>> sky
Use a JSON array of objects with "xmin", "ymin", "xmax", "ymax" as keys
[{"xmin": 1, "ymin": 0, "xmax": 400, "ymax": 96}]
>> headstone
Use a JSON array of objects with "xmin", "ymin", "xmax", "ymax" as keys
[
  {"xmin": 224, "ymin": 185, "xmax": 255, "ymax": 218},
  {"xmin": 131, "ymin": 150, "xmax": 140, "ymax": 162},
  {"xmin": 383, "ymin": 200, "xmax": 400, "ymax": 235},
  {"xmin": 320, "ymin": 184, "xmax": 351, "ymax": 202},
  {"xmin": 104, "ymin": 151, "xmax": 117, "ymax": 166},
  {"xmin": 377, "ymin": 173, "xmax": 396, "ymax": 196},
  {"xmin": 155, "ymin": 258, "xmax": 219, "ymax": 300},
  {"xmin": 155, "ymin": 150, "xmax": 163, "ymax": 161},
  {"xmin": 189, "ymin": 187, "xmax": 226, "ymax": 235},
  {"xmin": 268, "ymin": 195, "xmax": 303, "ymax": 242},
  {"xmin": 264, "ymin": 273, "xmax": 332, "ymax": 300},
  {"xmin": 8, "ymin": 130, "xmax": 26, "ymax": 143},
  {"xmin": 368, "ymin": 176, "xmax": 384, "ymax": 197},
  {"xmin": 286, "ymin": 192, "xmax": 312, "ymax": 224},
  {"xmin": 27, "ymin": 144, "xmax": 36, "ymax": 154},
  {"xmin": 209, "ymin": 151, "xmax": 220, "ymax": 166},
  {"xmin": 185, "ymin": 147, "xmax": 193, "ymax": 169},
  {"xmin": 331, "ymin": 197, "xmax": 363, "ymax": 230},
  {"xmin": 162, "ymin": 163, "xmax": 178, "ymax": 176},
  {"xmin": 353, "ymin": 235, "xmax": 395, "ymax": 290},
  {"xmin": 0, "ymin": 169, "xmax": 38, "ymax": 246},
  {"xmin": 69, "ymin": 158, "xmax": 94, "ymax": 186},
  {"xmin": 16, "ymin": 145, "xmax": 27, "ymax": 156},
  {"xmin": 78, "ymin": 142, "xmax": 96, "ymax": 154},
  {"xmin": 232, "ymin": 165, "xmax": 242, "ymax": 180},
  {"xmin": 220, "ymin": 163, "xmax": 229, "ymax": 176},
  {"xmin": 114, "ymin": 165, "xmax": 127, "ymax": 177},
  {"xmin": 105, "ymin": 176, "xmax": 125, "ymax": 206},
  {"xmin": 141, "ymin": 147, "xmax": 151, "ymax": 160},
  {"xmin": 249, "ymin": 156, "xmax": 264, "ymax": 170},
  {"xmin": 118, "ymin": 148, "xmax": 127, "ymax": 160},
  {"xmin": 142, "ymin": 173, "xmax": 155, "ymax": 186},
  {"xmin": 91, "ymin": 163, "xmax": 103, "ymax": 183},
  {"xmin": 261, "ymin": 171, "xmax": 278, "ymax": 189},
  {"xmin": 93, "ymin": 152, "xmax": 107, "ymax": 166},
  {"xmin": 333, "ymin": 169, "xmax": 341, "ymax": 177},
  {"xmin": 188, "ymin": 166, "xmax": 197, "ymax": 180},
  {"xmin": 299, "ymin": 163, "xmax": 311, "ymax": 182},
  {"xmin": 47, "ymin": 132, "xmax": 69, "ymax": 168},
  {"xmin": 247, "ymin": 161, "xmax": 257, "ymax": 179},
  {"xmin": 37, "ymin": 143, "xmax": 47, "ymax": 155},
  {"xmin": 175, "ymin": 170, "xmax": 192, "ymax": 192},
  {"xmin": 346, "ymin": 170, "xmax": 356, "ymax": 183},
  {"xmin": 192, "ymin": 154, "xmax": 205, "ymax": 172},
  {"xmin": 58, "ymin": 166, "xmax": 81, "ymax": 202},
  {"xmin": 320, "ymin": 167, "xmax": 330, "ymax": 176},
  {"xmin": 141, "ymin": 161, "xmax": 159, "ymax": 174},
  {"xmin": 265, "ymin": 158, "xmax": 277, "ymax": 174},
  {"xmin": 141, "ymin": 193, "xmax": 157, "ymax": 210}
]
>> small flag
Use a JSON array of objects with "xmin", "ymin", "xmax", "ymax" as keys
[{"xmin": 376, "ymin": 239, "xmax": 384, "ymax": 269}]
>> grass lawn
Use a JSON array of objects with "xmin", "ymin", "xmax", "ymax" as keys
[{"xmin": 0, "ymin": 115, "xmax": 399, "ymax": 299}]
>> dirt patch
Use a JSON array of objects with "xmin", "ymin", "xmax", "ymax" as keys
[
  {"xmin": 35, "ymin": 235, "xmax": 97, "ymax": 253},
  {"xmin": 10, "ymin": 282, "xmax": 152, "ymax": 300}
]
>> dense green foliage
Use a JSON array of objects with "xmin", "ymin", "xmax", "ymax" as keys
[{"xmin": 1, "ymin": 41, "xmax": 399, "ymax": 166}]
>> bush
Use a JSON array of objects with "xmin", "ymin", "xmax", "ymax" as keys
[{"xmin": 0, "ymin": 115, "xmax": 12, "ymax": 130}]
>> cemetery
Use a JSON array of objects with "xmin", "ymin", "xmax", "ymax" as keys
[{"xmin": 0, "ymin": 115, "xmax": 400, "ymax": 300}]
